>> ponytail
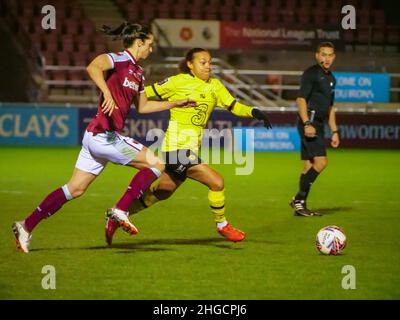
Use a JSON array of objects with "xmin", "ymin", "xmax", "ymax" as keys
[{"xmin": 100, "ymin": 22, "xmax": 152, "ymax": 48}]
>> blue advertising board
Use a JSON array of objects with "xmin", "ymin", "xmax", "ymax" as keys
[
  {"xmin": 0, "ymin": 106, "xmax": 78, "ymax": 145},
  {"xmin": 234, "ymin": 127, "xmax": 300, "ymax": 152},
  {"xmin": 333, "ymin": 72, "xmax": 390, "ymax": 103}
]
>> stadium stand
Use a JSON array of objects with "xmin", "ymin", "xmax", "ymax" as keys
[{"xmin": 0, "ymin": 0, "xmax": 399, "ymax": 104}]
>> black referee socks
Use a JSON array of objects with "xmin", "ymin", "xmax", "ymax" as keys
[{"xmin": 295, "ymin": 167, "xmax": 320, "ymax": 200}]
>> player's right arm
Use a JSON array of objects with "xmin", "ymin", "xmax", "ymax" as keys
[
  {"xmin": 297, "ymin": 69, "xmax": 316, "ymax": 137},
  {"xmin": 86, "ymin": 54, "xmax": 117, "ymax": 116}
]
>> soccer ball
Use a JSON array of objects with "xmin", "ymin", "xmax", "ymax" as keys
[{"xmin": 316, "ymin": 226, "xmax": 347, "ymax": 255}]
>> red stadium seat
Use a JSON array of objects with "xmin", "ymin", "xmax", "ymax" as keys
[
  {"xmin": 76, "ymin": 40, "xmax": 91, "ymax": 54},
  {"xmin": 172, "ymin": 5, "xmax": 187, "ymax": 19},
  {"xmin": 61, "ymin": 37, "xmax": 75, "ymax": 53},
  {"xmin": 192, "ymin": 0, "xmax": 206, "ymax": 6},
  {"xmin": 356, "ymin": 28, "xmax": 371, "ymax": 44},
  {"xmin": 57, "ymin": 52, "xmax": 71, "ymax": 66},
  {"xmin": 42, "ymin": 51, "xmax": 57, "ymax": 66},
  {"xmin": 44, "ymin": 37, "xmax": 59, "ymax": 54},
  {"xmin": 220, "ymin": 5, "xmax": 234, "ymax": 21},
  {"xmin": 68, "ymin": 70, "xmax": 87, "ymax": 81},
  {"xmin": 189, "ymin": 9, "xmax": 203, "ymax": 20},
  {"xmin": 236, "ymin": 6, "xmax": 251, "ymax": 22},
  {"xmin": 80, "ymin": 20, "xmax": 95, "ymax": 36},
  {"xmin": 93, "ymin": 41, "xmax": 107, "ymax": 54},
  {"xmin": 313, "ymin": 9, "xmax": 326, "ymax": 26},
  {"xmin": 373, "ymin": 10, "xmax": 385, "ymax": 27},
  {"xmin": 266, "ymin": 10, "xmax": 280, "ymax": 25},
  {"xmin": 285, "ymin": 0, "xmax": 297, "ymax": 10},
  {"xmin": 30, "ymin": 33, "xmax": 43, "ymax": 51},
  {"xmin": 208, "ymin": 0, "xmax": 222, "ymax": 10},
  {"xmin": 342, "ymin": 29, "xmax": 356, "ymax": 45},
  {"xmin": 297, "ymin": 8, "xmax": 311, "ymax": 25},
  {"xmin": 63, "ymin": 20, "xmax": 80, "ymax": 35},
  {"xmin": 250, "ymin": 7, "xmax": 265, "ymax": 23},
  {"xmin": 281, "ymin": 12, "xmax": 295, "ymax": 25},
  {"xmin": 204, "ymin": 11, "xmax": 218, "ymax": 20},
  {"xmin": 69, "ymin": 7, "xmax": 83, "ymax": 19},
  {"xmin": 372, "ymin": 28, "xmax": 385, "ymax": 44},
  {"xmin": 386, "ymin": 26, "xmax": 400, "ymax": 45},
  {"xmin": 224, "ymin": 0, "xmax": 236, "ymax": 7},
  {"xmin": 269, "ymin": 0, "xmax": 282, "ymax": 10},
  {"xmin": 71, "ymin": 52, "xmax": 88, "ymax": 66},
  {"xmin": 48, "ymin": 70, "xmax": 68, "ymax": 81},
  {"xmin": 357, "ymin": 9, "xmax": 371, "ymax": 27}
]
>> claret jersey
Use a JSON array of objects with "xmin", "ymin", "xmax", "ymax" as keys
[{"xmin": 87, "ymin": 50, "xmax": 145, "ymax": 134}]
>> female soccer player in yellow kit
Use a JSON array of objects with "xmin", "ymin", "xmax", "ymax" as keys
[{"xmin": 105, "ymin": 48, "xmax": 272, "ymax": 243}]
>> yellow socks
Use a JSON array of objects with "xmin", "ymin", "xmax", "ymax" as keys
[{"xmin": 208, "ymin": 189, "xmax": 226, "ymax": 223}]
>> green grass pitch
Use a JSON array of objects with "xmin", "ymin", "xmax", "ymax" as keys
[{"xmin": 0, "ymin": 147, "xmax": 399, "ymax": 299}]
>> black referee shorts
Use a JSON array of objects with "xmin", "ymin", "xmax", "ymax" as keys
[
  {"xmin": 162, "ymin": 149, "xmax": 202, "ymax": 181},
  {"xmin": 297, "ymin": 121, "xmax": 327, "ymax": 160}
]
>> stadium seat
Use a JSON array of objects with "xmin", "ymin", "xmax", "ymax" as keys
[
  {"xmin": 297, "ymin": 10, "xmax": 311, "ymax": 26},
  {"xmin": 44, "ymin": 37, "xmax": 59, "ymax": 54},
  {"xmin": 63, "ymin": 20, "xmax": 80, "ymax": 35},
  {"xmin": 220, "ymin": 5, "xmax": 234, "ymax": 15},
  {"xmin": 48, "ymin": 70, "xmax": 68, "ymax": 83},
  {"xmin": 386, "ymin": 26, "xmax": 400, "ymax": 45},
  {"xmin": 208, "ymin": 0, "xmax": 222, "ymax": 10},
  {"xmin": 80, "ymin": 20, "xmax": 95, "ymax": 36},
  {"xmin": 281, "ymin": 12, "xmax": 295, "ymax": 25},
  {"xmin": 357, "ymin": 9, "xmax": 371, "ymax": 27},
  {"xmin": 373, "ymin": 10, "xmax": 385, "ymax": 27},
  {"xmin": 356, "ymin": 28, "xmax": 371, "ymax": 44},
  {"xmin": 269, "ymin": 0, "xmax": 282, "ymax": 10},
  {"xmin": 204, "ymin": 9, "xmax": 218, "ymax": 21},
  {"xmin": 285, "ymin": 0, "xmax": 297, "ymax": 11},
  {"xmin": 313, "ymin": 9, "xmax": 326, "ymax": 26},
  {"xmin": 57, "ymin": 52, "xmax": 71, "ymax": 66},
  {"xmin": 189, "ymin": 9, "xmax": 203, "ymax": 20},
  {"xmin": 372, "ymin": 28, "xmax": 385, "ymax": 45},
  {"xmin": 76, "ymin": 41, "xmax": 91, "ymax": 54},
  {"xmin": 42, "ymin": 51, "xmax": 56, "ymax": 66},
  {"xmin": 342, "ymin": 29, "xmax": 356, "ymax": 44},
  {"xmin": 62, "ymin": 37, "xmax": 75, "ymax": 53},
  {"xmin": 69, "ymin": 6, "xmax": 83, "ymax": 19},
  {"xmin": 172, "ymin": 5, "xmax": 187, "ymax": 19}
]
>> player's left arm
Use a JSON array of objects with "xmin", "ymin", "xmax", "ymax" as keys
[
  {"xmin": 134, "ymin": 91, "xmax": 196, "ymax": 114},
  {"xmin": 328, "ymin": 105, "xmax": 340, "ymax": 148},
  {"xmin": 216, "ymin": 80, "xmax": 272, "ymax": 129}
]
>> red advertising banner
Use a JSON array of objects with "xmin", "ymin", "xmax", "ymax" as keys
[{"xmin": 220, "ymin": 21, "xmax": 344, "ymax": 50}]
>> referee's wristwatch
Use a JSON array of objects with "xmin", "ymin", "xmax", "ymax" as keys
[
  {"xmin": 303, "ymin": 120, "xmax": 312, "ymax": 127},
  {"xmin": 332, "ymin": 129, "xmax": 340, "ymax": 136}
]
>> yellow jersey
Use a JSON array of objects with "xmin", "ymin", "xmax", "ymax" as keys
[{"xmin": 145, "ymin": 73, "xmax": 253, "ymax": 152}]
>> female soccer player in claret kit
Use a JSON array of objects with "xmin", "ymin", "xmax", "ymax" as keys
[
  {"xmin": 105, "ymin": 48, "xmax": 273, "ymax": 244},
  {"xmin": 12, "ymin": 22, "xmax": 195, "ymax": 253}
]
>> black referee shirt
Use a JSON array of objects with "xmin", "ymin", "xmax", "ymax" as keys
[{"xmin": 297, "ymin": 64, "xmax": 336, "ymax": 122}]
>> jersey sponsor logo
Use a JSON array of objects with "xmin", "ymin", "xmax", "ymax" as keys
[
  {"xmin": 123, "ymin": 77, "xmax": 139, "ymax": 91},
  {"xmin": 191, "ymin": 103, "xmax": 209, "ymax": 126}
]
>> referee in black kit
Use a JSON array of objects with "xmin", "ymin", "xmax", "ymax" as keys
[{"xmin": 290, "ymin": 42, "xmax": 340, "ymax": 216}]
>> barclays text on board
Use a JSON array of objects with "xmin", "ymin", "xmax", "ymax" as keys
[{"xmin": 0, "ymin": 107, "xmax": 78, "ymax": 145}]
